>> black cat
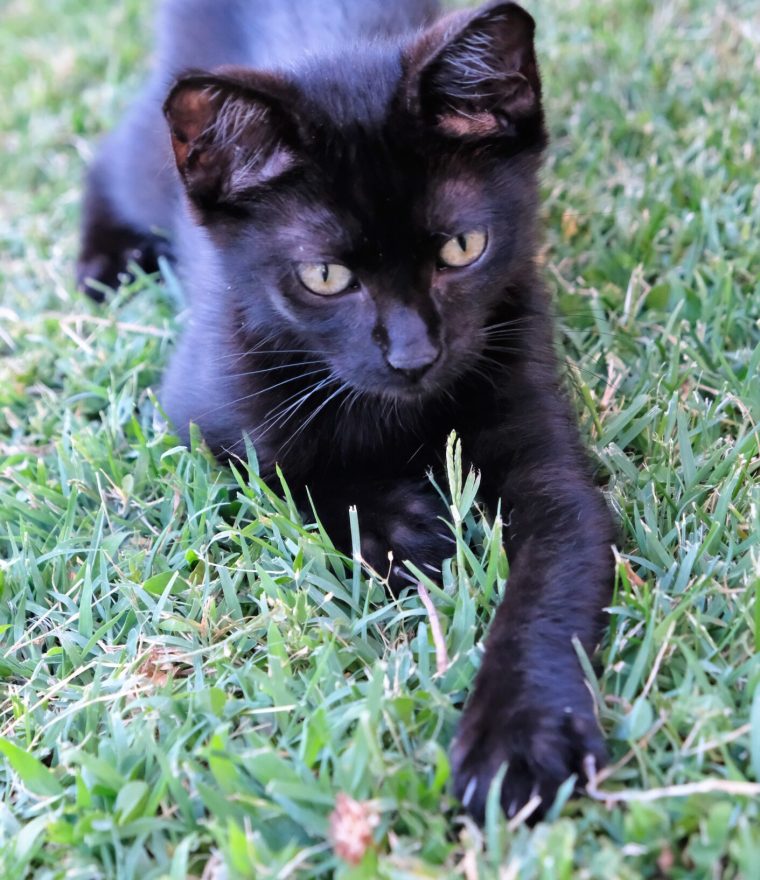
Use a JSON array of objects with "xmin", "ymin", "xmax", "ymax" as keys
[{"xmin": 78, "ymin": 0, "xmax": 615, "ymax": 823}]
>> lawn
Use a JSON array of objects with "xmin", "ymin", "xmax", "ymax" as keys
[{"xmin": 1, "ymin": 0, "xmax": 759, "ymax": 877}]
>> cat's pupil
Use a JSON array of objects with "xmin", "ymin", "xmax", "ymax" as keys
[
  {"xmin": 457, "ymin": 234, "xmax": 467, "ymax": 251},
  {"xmin": 321, "ymin": 264, "xmax": 329, "ymax": 283}
]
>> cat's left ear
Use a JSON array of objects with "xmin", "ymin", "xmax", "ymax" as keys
[{"xmin": 404, "ymin": 1, "xmax": 542, "ymax": 140}]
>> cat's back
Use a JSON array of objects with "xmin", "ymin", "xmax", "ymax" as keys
[{"xmin": 156, "ymin": 0, "xmax": 441, "ymax": 77}]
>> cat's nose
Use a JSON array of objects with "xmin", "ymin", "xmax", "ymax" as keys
[
  {"xmin": 386, "ymin": 342, "xmax": 441, "ymax": 382},
  {"xmin": 376, "ymin": 302, "xmax": 441, "ymax": 382}
]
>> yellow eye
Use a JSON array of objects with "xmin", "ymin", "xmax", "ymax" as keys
[
  {"xmin": 439, "ymin": 230, "xmax": 487, "ymax": 268},
  {"xmin": 296, "ymin": 262, "xmax": 355, "ymax": 296}
]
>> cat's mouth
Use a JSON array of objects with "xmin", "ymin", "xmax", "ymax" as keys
[{"xmin": 341, "ymin": 360, "xmax": 450, "ymax": 403}]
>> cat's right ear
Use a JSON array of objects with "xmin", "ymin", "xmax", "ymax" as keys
[{"xmin": 164, "ymin": 70, "xmax": 300, "ymax": 210}]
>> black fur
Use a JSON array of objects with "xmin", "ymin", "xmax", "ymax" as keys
[{"xmin": 78, "ymin": 0, "xmax": 615, "ymax": 823}]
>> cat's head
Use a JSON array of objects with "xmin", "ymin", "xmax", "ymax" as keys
[{"xmin": 164, "ymin": 1, "xmax": 546, "ymax": 400}]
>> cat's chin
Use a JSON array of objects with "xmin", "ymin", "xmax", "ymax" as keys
[
  {"xmin": 367, "ymin": 383, "xmax": 445, "ymax": 407},
  {"xmin": 347, "ymin": 373, "xmax": 450, "ymax": 405}
]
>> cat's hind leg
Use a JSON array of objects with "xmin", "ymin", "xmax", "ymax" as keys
[
  {"xmin": 77, "ymin": 93, "xmax": 175, "ymax": 300},
  {"xmin": 77, "ymin": 162, "xmax": 172, "ymax": 300}
]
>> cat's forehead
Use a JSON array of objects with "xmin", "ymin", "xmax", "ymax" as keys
[
  {"xmin": 294, "ymin": 44, "xmax": 403, "ymax": 129},
  {"xmin": 278, "ymin": 167, "xmax": 493, "ymax": 261},
  {"xmin": 267, "ymin": 47, "xmax": 503, "ymax": 249}
]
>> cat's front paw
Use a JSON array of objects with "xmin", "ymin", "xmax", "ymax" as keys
[
  {"xmin": 358, "ymin": 483, "xmax": 454, "ymax": 591},
  {"xmin": 451, "ymin": 683, "xmax": 606, "ymax": 824}
]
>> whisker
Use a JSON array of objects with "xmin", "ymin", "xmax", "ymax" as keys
[
  {"xmin": 194, "ymin": 366, "xmax": 331, "ymax": 420},
  {"xmin": 207, "ymin": 335, "xmax": 316, "ymax": 365},
  {"xmin": 276, "ymin": 381, "xmax": 348, "ymax": 457},
  {"xmin": 565, "ymin": 360, "xmax": 618, "ymax": 388},
  {"xmin": 256, "ymin": 375, "xmax": 334, "ymax": 436},
  {"xmin": 484, "ymin": 328, "xmax": 528, "ymax": 338},
  {"xmin": 205, "ymin": 331, "xmax": 282, "ymax": 366},
  {"xmin": 484, "ymin": 317, "xmax": 537, "ymax": 331},
  {"xmin": 481, "ymin": 343, "xmax": 522, "ymax": 356},
  {"xmin": 222, "ymin": 359, "xmax": 323, "ymax": 380},
  {"xmin": 336, "ymin": 386, "xmax": 362, "ymax": 421},
  {"xmin": 466, "ymin": 356, "xmax": 502, "ymax": 390}
]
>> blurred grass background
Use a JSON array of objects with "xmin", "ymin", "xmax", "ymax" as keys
[{"xmin": 1, "ymin": 0, "xmax": 759, "ymax": 877}]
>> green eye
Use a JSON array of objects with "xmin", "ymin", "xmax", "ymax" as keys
[
  {"xmin": 439, "ymin": 230, "xmax": 488, "ymax": 268},
  {"xmin": 296, "ymin": 262, "xmax": 355, "ymax": 295}
]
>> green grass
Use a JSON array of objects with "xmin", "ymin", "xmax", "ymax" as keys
[{"xmin": 1, "ymin": 0, "xmax": 759, "ymax": 876}]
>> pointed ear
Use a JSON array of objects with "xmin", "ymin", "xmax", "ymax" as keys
[
  {"xmin": 163, "ymin": 70, "xmax": 300, "ymax": 210},
  {"xmin": 405, "ymin": 1, "xmax": 542, "ymax": 140}
]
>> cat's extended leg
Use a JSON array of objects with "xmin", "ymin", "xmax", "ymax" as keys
[
  {"xmin": 452, "ymin": 386, "xmax": 615, "ymax": 822},
  {"xmin": 307, "ymin": 478, "xmax": 454, "ymax": 592}
]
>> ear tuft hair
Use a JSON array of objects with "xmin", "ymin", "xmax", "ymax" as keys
[
  {"xmin": 164, "ymin": 70, "xmax": 300, "ymax": 210},
  {"xmin": 406, "ymin": 1, "xmax": 543, "ymax": 142}
]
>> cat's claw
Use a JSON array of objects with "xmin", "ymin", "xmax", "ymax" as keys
[
  {"xmin": 461, "ymin": 775, "xmax": 478, "ymax": 808},
  {"xmin": 451, "ymin": 693, "xmax": 606, "ymax": 825}
]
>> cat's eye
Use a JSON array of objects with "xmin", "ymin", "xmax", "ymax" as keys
[
  {"xmin": 296, "ymin": 262, "xmax": 356, "ymax": 296},
  {"xmin": 439, "ymin": 230, "xmax": 488, "ymax": 268}
]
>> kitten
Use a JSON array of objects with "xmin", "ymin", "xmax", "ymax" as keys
[{"xmin": 78, "ymin": 0, "xmax": 615, "ymax": 822}]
